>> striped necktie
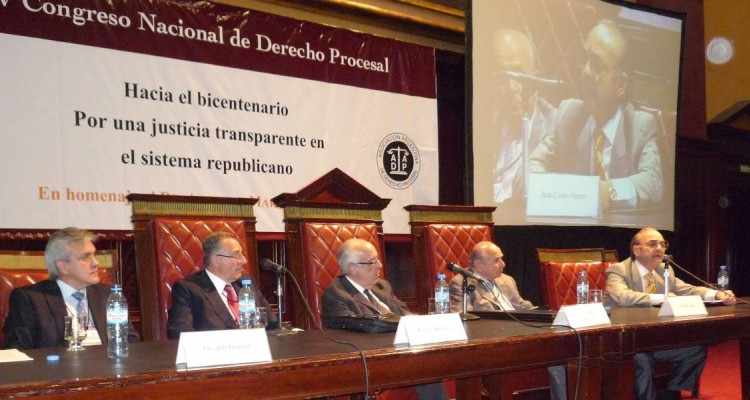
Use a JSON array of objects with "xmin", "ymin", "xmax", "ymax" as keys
[
  {"xmin": 224, "ymin": 284, "xmax": 239, "ymax": 322},
  {"xmin": 365, "ymin": 290, "xmax": 391, "ymax": 314},
  {"xmin": 644, "ymin": 272, "xmax": 656, "ymax": 294},
  {"xmin": 72, "ymin": 291, "xmax": 89, "ymax": 327},
  {"xmin": 595, "ymin": 128, "xmax": 607, "ymax": 179}
]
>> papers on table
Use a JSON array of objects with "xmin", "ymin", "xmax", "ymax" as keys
[{"xmin": 0, "ymin": 349, "xmax": 33, "ymax": 363}]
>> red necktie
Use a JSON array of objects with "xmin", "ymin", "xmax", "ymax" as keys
[{"xmin": 224, "ymin": 284, "xmax": 239, "ymax": 322}]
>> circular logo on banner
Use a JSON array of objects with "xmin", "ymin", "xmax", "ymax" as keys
[{"xmin": 377, "ymin": 133, "xmax": 420, "ymax": 189}]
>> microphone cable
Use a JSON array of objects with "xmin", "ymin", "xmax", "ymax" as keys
[
  {"xmin": 479, "ymin": 278, "xmax": 583, "ymax": 400},
  {"xmin": 281, "ymin": 265, "xmax": 372, "ymax": 397},
  {"xmin": 663, "ymin": 255, "xmax": 749, "ymax": 306}
]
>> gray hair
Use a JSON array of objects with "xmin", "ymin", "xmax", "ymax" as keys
[
  {"xmin": 337, "ymin": 238, "xmax": 374, "ymax": 275},
  {"xmin": 202, "ymin": 231, "xmax": 240, "ymax": 268},
  {"xmin": 45, "ymin": 227, "xmax": 97, "ymax": 279}
]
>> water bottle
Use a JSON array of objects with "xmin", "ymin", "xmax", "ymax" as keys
[
  {"xmin": 435, "ymin": 273, "xmax": 450, "ymax": 314},
  {"xmin": 576, "ymin": 270, "xmax": 589, "ymax": 304},
  {"xmin": 717, "ymin": 265, "xmax": 729, "ymax": 290},
  {"xmin": 238, "ymin": 279, "xmax": 256, "ymax": 329},
  {"xmin": 106, "ymin": 284, "xmax": 129, "ymax": 359}
]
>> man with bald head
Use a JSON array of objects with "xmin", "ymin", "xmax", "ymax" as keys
[
  {"xmin": 492, "ymin": 28, "xmax": 557, "ymax": 205},
  {"xmin": 448, "ymin": 241, "xmax": 567, "ymax": 400},
  {"xmin": 606, "ymin": 227, "xmax": 735, "ymax": 400},
  {"xmin": 448, "ymin": 241, "xmax": 533, "ymax": 312},
  {"xmin": 321, "ymin": 238, "xmax": 448, "ymax": 400},
  {"xmin": 529, "ymin": 19, "xmax": 663, "ymax": 211}
]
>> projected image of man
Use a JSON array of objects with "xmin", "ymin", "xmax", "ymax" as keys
[
  {"xmin": 492, "ymin": 29, "xmax": 557, "ymax": 205},
  {"xmin": 529, "ymin": 19, "xmax": 663, "ymax": 211}
]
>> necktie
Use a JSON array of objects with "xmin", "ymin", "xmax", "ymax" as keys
[
  {"xmin": 224, "ymin": 284, "xmax": 239, "ymax": 322},
  {"xmin": 488, "ymin": 282, "xmax": 514, "ymax": 311},
  {"xmin": 72, "ymin": 291, "xmax": 88, "ymax": 326},
  {"xmin": 644, "ymin": 272, "xmax": 656, "ymax": 294},
  {"xmin": 595, "ymin": 128, "xmax": 607, "ymax": 180},
  {"xmin": 365, "ymin": 290, "xmax": 391, "ymax": 315}
]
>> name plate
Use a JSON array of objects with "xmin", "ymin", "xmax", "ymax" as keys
[
  {"xmin": 393, "ymin": 313, "xmax": 467, "ymax": 346},
  {"xmin": 552, "ymin": 303, "xmax": 611, "ymax": 329},
  {"xmin": 527, "ymin": 173, "xmax": 600, "ymax": 218},
  {"xmin": 175, "ymin": 328, "xmax": 272, "ymax": 369},
  {"xmin": 658, "ymin": 295, "xmax": 708, "ymax": 317}
]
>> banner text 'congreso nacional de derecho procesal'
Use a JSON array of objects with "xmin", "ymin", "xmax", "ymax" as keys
[{"xmin": 0, "ymin": 0, "xmax": 438, "ymax": 233}]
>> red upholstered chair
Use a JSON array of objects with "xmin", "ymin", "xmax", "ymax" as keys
[
  {"xmin": 299, "ymin": 222, "xmax": 383, "ymax": 328},
  {"xmin": 273, "ymin": 168, "xmax": 390, "ymax": 331},
  {"xmin": 0, "ymin": 250, "xmax": 117, "ymax": 345},
  {"xmin": 536, "ymin": 248, "xmax": 606, "ymax": 310},
  {"xmin": 128, "ymin": 194, "xmax": 259, "ymax": 341},
  {"xmin": 405, "ymin": 205, "xmax": 495, "ymax": 314}
]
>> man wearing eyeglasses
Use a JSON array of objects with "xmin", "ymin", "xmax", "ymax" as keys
[
  {"xmin": 606, "ymin": 227, "xmax": 736, "ymax": 400},
  {"xmin": 3, "ymin": 227, "xmax": 139, "ymax": 349},
  {"xmin": 167, "ymin": 231, "xmax": 278, "ymax": 339},
  {"xmin": 321, "ymin": 238, "xmax": 449, "ymax": 400},
  {"xmin": 529, "ymin": 19, "xmax": 663, "ymax": 212}
]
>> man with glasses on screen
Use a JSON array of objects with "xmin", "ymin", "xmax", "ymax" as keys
[
  {"xmin": 492, "ymin": 28, "xmax": 557, "ymax": 206},
  {"xmin": 167, "ymin": 231, "xmax": 278, "ymax": 339},
  {"xmin": 528, "ymin": 19, "xmax": 663, "ymax": 211},
  {"xmin": 321, "ymin": 238, "xmax": 449, "ymax": 400},
  {"xmin": 606, "ymin": 227, "xmax": 735, "ymax": 400}
]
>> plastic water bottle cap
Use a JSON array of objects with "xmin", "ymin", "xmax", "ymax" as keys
[
  {"xmin": 437, "ymin": 273, "xmax": 445, "ymax": 280},
  {"xmin": 241, "ymin": 279, "xmax": 251, "ymax": 286},
  {"xmin": 46, "ymin": 355, "xmax": 60, "ymax": 362}
]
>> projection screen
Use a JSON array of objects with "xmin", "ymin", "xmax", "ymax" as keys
[{"xmin": 471, "ymin": 0, "xmax": 683, "ymax": 230}]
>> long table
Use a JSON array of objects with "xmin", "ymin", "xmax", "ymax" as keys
[{"xmin": 1, "ymin": 304, "xmax": 748, "ymax": 399}]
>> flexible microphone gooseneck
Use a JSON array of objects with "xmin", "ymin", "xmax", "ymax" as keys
[
  {"xmin": 262, "ymin": 259, "xmax": 373, "ymax": 397},
  {"xmin": 662, "ymin": 255, "xmax": 748, "ymax": 305}
]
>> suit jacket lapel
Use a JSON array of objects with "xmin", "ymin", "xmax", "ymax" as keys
[
  {"xmin": 340, "ymin": 276, "xmax": 381, "ymax": 314},
  {"xmin": 41, "ymin": 280, "xmax": 68, "ymax": 342},
  {"xmin": 87, "ymin": 285, "xmax": 109, "ymax": 342},
  {"xmin": 474, "ymin": 279, "xmax": 501, "ymax": 310},
  {"xmin": 196, "ymin": 271, "xmax": 237, "ymax": 328}
]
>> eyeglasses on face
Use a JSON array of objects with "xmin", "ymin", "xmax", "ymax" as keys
[
  {"xmin": 637, "ymin": 240, "xmax": 669, "ymax": 249},
  {"xmin": 355, "ymin": 258, "xmax": 381, "ymax": 266},
  {"xmin": 215, "ymin": 253, "xmax": 246, "ymax": 261}
]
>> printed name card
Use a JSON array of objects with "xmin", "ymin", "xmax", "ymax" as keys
[
  {"xmin": 658, "ymin": 295, "xmax": 708, "ymax": 317},
  {"xmin": 176, "ymin": 328, "xmax": 272, "ymax": 369},
  {"xmin": 552, "ymin": 303, "xmax": 611, "ymax": 329},
  {"xmin": 526, "ymin": 173, "xmax": 600, "ymax": 218},
  {"xmin": 393, "ymin": 313, "xmax": 467, "ymax": 346}
]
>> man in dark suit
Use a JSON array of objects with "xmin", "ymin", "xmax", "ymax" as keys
[
  {"xmin": 3, "ymin": 227, "xmax": 139, "ymax": 349},
  {"xmin": 321, "ymin": 238, "xmax": 448, "ymax": 400},
  {"xmin": 606, "ymin": 227, "xmax": 736, "ymax": 400},
  {"xmin": 167, "ymin": 231, "xmax": 278, "ymax": 339}
]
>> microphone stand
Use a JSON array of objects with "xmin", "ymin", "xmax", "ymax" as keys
[
  {"xmin": 663, "ymin": 264, "xmax": 669, "ymax": 296},
  {"xmin": 461, "ymin": 278, "xmax": 480, "ymax": 321},
  {"xmin": 270, "ymin": 269, "xmax": 298, "ymax": 337}
]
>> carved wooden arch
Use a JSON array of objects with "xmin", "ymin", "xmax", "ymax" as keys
[{"xmin": 273, "ymin": 168, "xmax": 391, "ymax": 330}]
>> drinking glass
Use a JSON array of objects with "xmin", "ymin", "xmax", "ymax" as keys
[
  {"xmin": 252, "ymin": 307, "xmax": 268, "ymax": 329},
  {"xmin": 64, "ymin": 315, "xmax": 87, "ymax": 351},
  {"xmin": 590, "ymin": 289, "xmax": 604, "ymax": 303}
]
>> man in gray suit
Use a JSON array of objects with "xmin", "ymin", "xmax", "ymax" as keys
[
  {"xmin": 448, "ymin": 241, "xmax": 566, "ymax": 400},
  {"xmin": 606, "ymin": 227, "xmax": 735, "ymax": 400},
  {"xmin": 321, "ymin": 238, "xmax": 448, "ymax": 400},
  {"xmin": 529, "ymin": 19, "xmax": 663, "ymax": 210}
]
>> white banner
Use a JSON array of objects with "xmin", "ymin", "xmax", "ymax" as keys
[{"xmin": 0, "ymin": 1, "xmax": 438, "ymax": 233}]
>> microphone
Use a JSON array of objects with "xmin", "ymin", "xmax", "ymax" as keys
[
  {"xmin": 503, "ymin": 71, "xmax": 564, "ymax": 87},
  {"xmin": 260, "ymin": 258, "xmax": 287, "ymax": 274},
  {"xmin": 662, "ymin": 255, "xmax": 747, "ymax": 305},
  {"xmin": 446, "ymin": 262, "xmax": 487, "ymax": 283}
]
